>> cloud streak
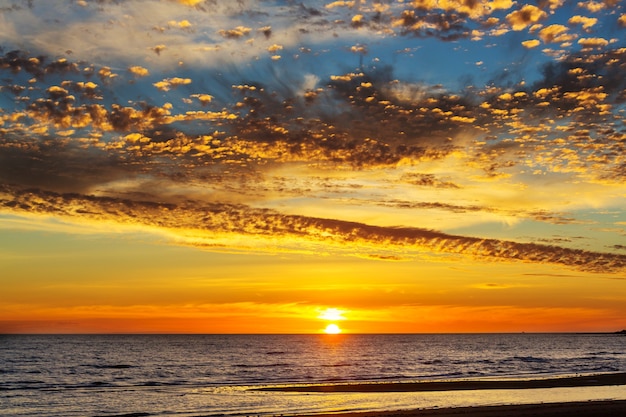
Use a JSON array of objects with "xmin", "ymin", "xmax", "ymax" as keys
[{"xmin": 2, "ymin": 184, "xmax": 624, "ymax": 273}]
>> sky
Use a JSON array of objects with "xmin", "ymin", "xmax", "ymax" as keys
[{"xmin": 1, "ymin": 0, "xmax": 625, "ymax": 334}]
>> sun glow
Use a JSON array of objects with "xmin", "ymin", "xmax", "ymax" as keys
[
  {"xmin": 324, "ymin": 323, "xmax": 341, "ymax": 334},
  {"xmin": 318, "ymin": 308, "xmax": 345, "ymax": 321}
]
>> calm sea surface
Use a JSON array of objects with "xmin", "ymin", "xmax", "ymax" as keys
[{"xmin": 1, "ymin": 334, "xmax": 625, "ymax": 416}]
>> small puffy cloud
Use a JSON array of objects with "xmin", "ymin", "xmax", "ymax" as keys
[
  {"xmin": 330, "ymin": 72, "xmax": 364, "ymax": 82},
  {"xmin": 152, "ymin": 44, "xmax": 167, "ymax": 55},
  {"xmin": 267, "ymin": 44, "xmax": 283, "ymax": 53},
  {"xmin": 218, "ymin": 26, "xmax": 252, "ymax": 39},
  {"xmin": 128, "ymin": 66, "xmax": 150, "ymax": 77},
  {"xmin": 483, "ymin": 17, "xmax": 500, "ymax": 27},
  {"xmin": 563, "ymin": 88, "xmax": 608, "ymax": 107},
  {"xmin": 545, "ymin": 0, "xmax": 565, "ymax": 9},
  {"xmin": 618, "ymin": 14, "xmax": 626, "ymax": 27},
  {"xmin": 98, "ymin": 66, "xmax": 117, "ymax": 80},
  {"xmin": 351, "ymin": 14, "xmax": 365, "ymax": 28},
  {"xmin": 568, "ymin": 15, "xmax": 598, "ymax": 30},
  {"xmin": 258, "ymin": 26, "xmax": 272, "ymax": 39},
  {"xmin": 169, "ymin": 20, "xmax": 193, "ymax": 29},
  {"xmin": 578, "ymin": 37, "xmax": 609, "ymax": 49},
  {"xmin": 506, "ymin": 5, "xmax": 547, "ymax": 31},
  {"xmin": 47, "ymin": 85, "xmax": 70, "ymax": 98},
  {"xmin": 153, "ymin": 77, "xmax": 192, "ymax": 91},
  {"xmin": 522, "ymin": 39, "xmax": 541, "ymax": 48},
  {"xmin": 576, "ymin": 1, "xmax": 605, "ymax": 12},
  {"xmin": 489, "ymin": 0, "xmax": 516, "ymax": 10},
  {"xmin": 538, "ymin": 24, "xmax": 570, "ymax": 43},
  {"xmin": 325, "ymin": 1, "xmax": 355, "ymax": 9},
  {"xmin": 191, "ymin": 94, "xmax": 213, "ymax": 105},
  {"xmin": 405, "ymin": 0, "xmax": 513, "ymax": 19},
  {"xmin": 490, "ymin": 27, "xmax": 510, "ymax": 36}
]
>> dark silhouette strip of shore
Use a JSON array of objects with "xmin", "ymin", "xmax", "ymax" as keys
[
  {"xmin": 290, "ymin": 400, "xmax": 626, "ymax": 417},
  {"xmin": 255, "ymin": 372, "xmax": 626, "ymax": 393}
]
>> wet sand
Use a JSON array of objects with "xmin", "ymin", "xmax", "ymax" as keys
[
  {"xmin": 262, "ymin": 373, "xmax": 626, "ymax": 417},
  {"xmin": 296, "ymin": 400, "xmax": 626, "ymax": 417},
  {"xmin": 256, "ymin": 372, "xmax": 626, "ymax": 392}
]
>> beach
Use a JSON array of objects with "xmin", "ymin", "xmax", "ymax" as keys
[
  {"xmin": 266, "ymin": 373, "xmax": 626, "ymax": 417},
  {"xmin": 256, "ymin": 372, "xmax": 626, "ymax": 392},
  {"xmin": 301, "ymin": 400, "xmax": 626, "ymax": 417}
]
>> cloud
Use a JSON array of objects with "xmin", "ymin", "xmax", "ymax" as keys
[
  {"xmin": 2, "ymin": 41, "xmax": 626, "ymax": 192},
  {"xmin": 522, "ymin": 39, "xmax": 541, "ymax": 48},
  {"xmin": 1, "ymin": 185, "xmax": 625, "ymax": 273},
  {"xmin": 576, "ymin": 1, "xmax": 606, "ymax": 13},
  {"xmin": 506, "ymin": 5, "xmax": 547, "ymax": 31},
  {"xmin": 471, "ymin": 283, "xmax": 524, "ymax": 290},
  {"xmin": 538, "ymin": 24, "xmax": 573, "ymax": 44},
  {"xmin": 153, "ymin": 77, "xmax": 192, "ymax": 91},
  {"xmin": 1, "ymin": 0, "xmax": 625, "ymax": 281},
  {"xmin": 128, "ymin": 66, "xmax": 150, "ymax": 77},
  {"xmin": 577, "ymin": 37, "xmax": 609, "ymax": 49},
  {"xmin": 568, "ymin": 15, "xmax": 598, "ymax": 30},
  {"xmin": 218, "ymin": 26, "xmax": 252, "ymax": 39}
]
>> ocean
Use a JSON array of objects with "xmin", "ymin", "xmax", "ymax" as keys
[{"xmin": 1, "ymin": 333, "xmax": 625, "ymax": 416}]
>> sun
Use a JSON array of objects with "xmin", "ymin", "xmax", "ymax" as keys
[{"xmin": 324, "ymin": 323, "xmax": 341, "ymax": 334}]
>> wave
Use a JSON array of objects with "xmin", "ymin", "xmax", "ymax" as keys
[
  {"xmin": 82, "ymin": 364, "xmax": 136, "ymax": 369},
  {"xmin": 233, "ymin": 363, "xmax": 291, "ymax": 368},
  {"xmin": 320, "ymin": 363, "xmax": 354, "ymax": 367},
  {"xmin": 512, "ymin": 356, "xmax": 550, "ymax": 363}
]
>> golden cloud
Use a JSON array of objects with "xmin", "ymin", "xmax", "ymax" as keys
[
  {"xmin": 169, "ymin": 20, "xmax": 193, "ymax": 29},
  {"xmin": 506, "ymin": 5, "xmax": 547, "ymax": 31},
  {"xmin": 540, "ymin": 26, "xmax": 565, "ymax": 44},
  {"xmin": 153, "ymin": 77, "xmax": 192, "ymax": 91},
  {"xmin": 578, "ymin": 37, "xmax": 609, "ymax": 49},
  {"xmin": 218, "ymin": 26, "xmax": 252, "ymax": 39},
  {"xmin": 576, "ymin": 1, "xmax": 605, "ymax": 13},
  {"xmin": 568, "ymin": 15, "xmax": 598, "ymax": 29},
  {"xmin": 325, "ymin": 0, "xmax": 355, "ymax": 9},
  {"xmin": 522, "ymin": 39, "xmax": 541, "ymax": 48},
  {"xmin": 1, "ymin": 185, "xmax": 625, "ymax": 273},
  {"xmin": 128, "ymin": 66, "xmax": 150, "ymax": 77}
]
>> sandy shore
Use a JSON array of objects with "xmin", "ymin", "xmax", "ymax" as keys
[
  {"xmin": 256, "ymin": 372, "xmax": 626, "ymax": 392},
  {"xmin": 294, "ymin": 400, "xmax": 626, "ymax": 417},
  {"xmin": 262, "ymin": 373, "xmax": 626, "ymax": 416}
]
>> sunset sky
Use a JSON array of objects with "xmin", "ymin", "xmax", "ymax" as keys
[{"xmin": 1, "ymin": 0, "xmax": 625, "ymax": 334}]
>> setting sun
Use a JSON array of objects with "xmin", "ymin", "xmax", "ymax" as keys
[{"xmin": 324, "ymin": 324, "xmax": 341, "ymax": 334}]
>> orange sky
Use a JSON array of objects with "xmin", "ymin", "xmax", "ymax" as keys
[{"xmin": 1, "ymin": 0, "xmax": 626, "ymax": 333}]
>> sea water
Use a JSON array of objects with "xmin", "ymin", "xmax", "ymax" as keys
[{"xmin": 1, "ymin": 333, "xmax": 625, "ymax": 416}]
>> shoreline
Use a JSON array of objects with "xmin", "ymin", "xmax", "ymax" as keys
[
  {"xmin": 291, "ymin": 400, "xmax": 626, "ymax": 417},
  {"xmin": 254, "ymin": 372, "xmax": 626, "ymax": 393}
]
